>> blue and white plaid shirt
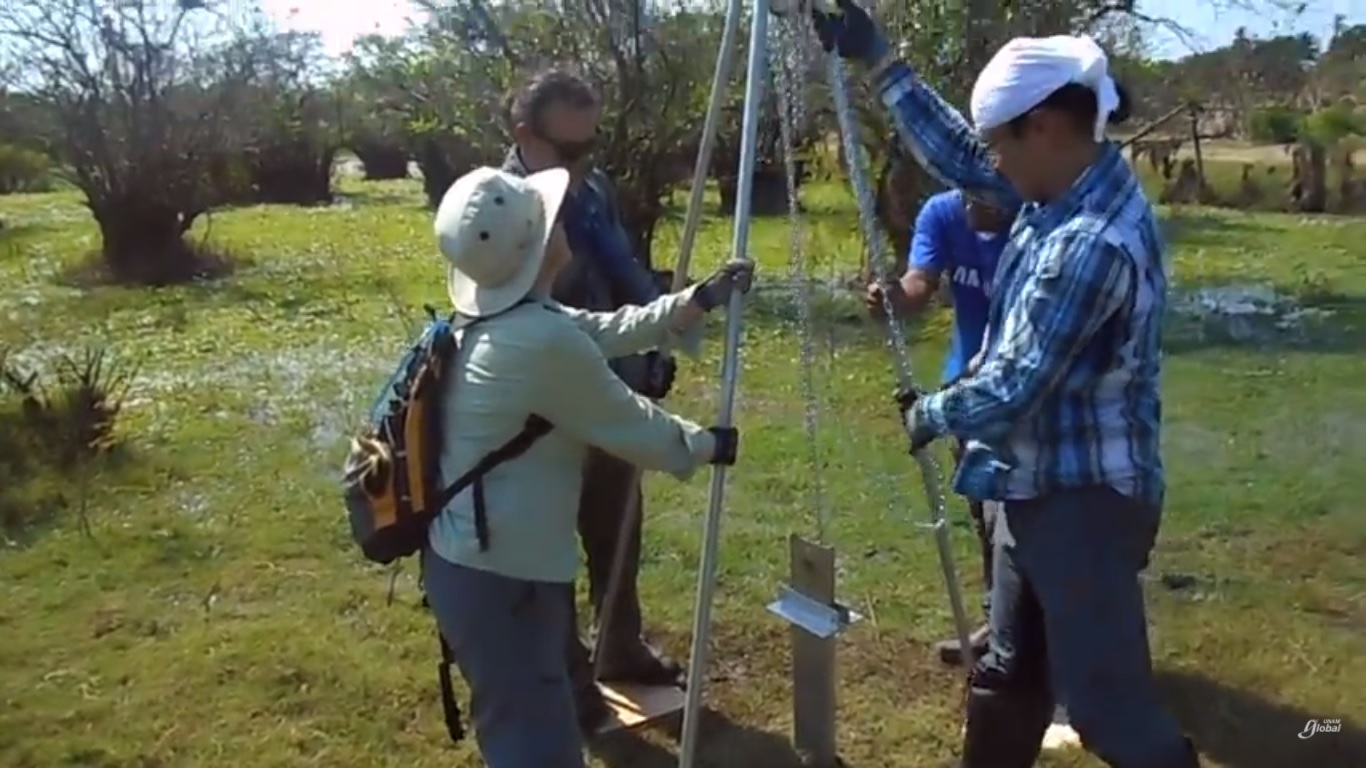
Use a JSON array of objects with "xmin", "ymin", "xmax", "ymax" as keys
[{"xmin": 875, "ymin": 60, "xmax": 1168, "ymax": 507}]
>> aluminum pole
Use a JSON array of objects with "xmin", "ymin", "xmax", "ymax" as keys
[
  {"xmin": 670, "ymin": 0, "xmax": 746, "ymax": 292},
  {"xmin": 676, "ymin": 0, "xmax": 770, "ymax": 764}
]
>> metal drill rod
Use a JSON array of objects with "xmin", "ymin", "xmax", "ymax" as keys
[
  {"xmin": 823, "ymin": 53, "xmax": 976, "ymax": 677},
  {"xmin": 676, "ymin": 0, "xmax": 771, "ymax": 764}
]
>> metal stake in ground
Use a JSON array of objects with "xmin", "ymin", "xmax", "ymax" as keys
[
  {"xmin": 767, "ymin": 535, "xmax": 862, "ymax": 767},
  {"xmin": 763, "ymin": 11, "xmax": 857, "ymax": 765},
  {"xmin": 676, "ymin": 0, "xmax": 771, "ymax": 764}
]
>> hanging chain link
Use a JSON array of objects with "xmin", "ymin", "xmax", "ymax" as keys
[
  {"xmin": 824, "ymin": 54, "xmax": 976, "ymax": 672},
  {"xmin": 770, "ymin": 16, "xmax": 831, "ymax": 544},
  {"xmin": 824, "ymin": 55, "xmax": 950, "ymax": 520}
]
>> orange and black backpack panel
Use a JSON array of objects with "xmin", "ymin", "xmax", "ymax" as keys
[{"xmin": 342, "ymin": 303, "xmax": 553, "ymax": 565}]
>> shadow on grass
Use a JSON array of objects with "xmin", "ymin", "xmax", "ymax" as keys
[
  {"xmin": 591, "ymin": 707, "xmax": 813, "ymax": 768},
  {"xmin": 1158, "ymin": 669, "xmax": 1366, "ymax": 768}
]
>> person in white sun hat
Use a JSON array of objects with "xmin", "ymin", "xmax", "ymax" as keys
[
  {"xmin": 421, "ymin": 164, "xmax": 750, "ymax": 768},
  {"xmin": 813, "ymin": 3, "xmax": 1194, "ymax": 768}
]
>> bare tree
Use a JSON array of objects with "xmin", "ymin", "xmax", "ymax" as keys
[
  {"xmin": 227, "ymin": 29, "xmax": 339, "ymax": 205},
  {"xmin": 0, "ymin": 0, "xmax": 254, "ymax": 285}
]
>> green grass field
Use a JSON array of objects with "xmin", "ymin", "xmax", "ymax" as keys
[{"xmin": 2, "ymin": 160, "xmax": 1365, "ymax": 768}]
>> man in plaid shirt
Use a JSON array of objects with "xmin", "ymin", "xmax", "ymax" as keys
[{"xmin": 813, "ymin": 3, "xmax": 1197, "ymax": 768}]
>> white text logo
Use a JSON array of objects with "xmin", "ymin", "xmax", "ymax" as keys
[{"xmin": 1298, "ymin": 719, "xmax": 1342, "ymax": 739}]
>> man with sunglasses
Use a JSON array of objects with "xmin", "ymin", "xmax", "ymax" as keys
[
  {"xmin": 503, "ymin": 68, "xmax": 682, "ymax": 735},
  {"xmin": 812, "ymin": 3, "xmax": 1198, "ymax": 768}
]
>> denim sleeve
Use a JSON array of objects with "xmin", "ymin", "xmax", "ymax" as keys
[
  {"xmin": 917, "ymin": 234, "xmax": 1133, "ymax": 440},
  {"xmin": 589, "ymin": 171, "xmax": 662, "ymax": 305},
  {"xmin": 874, "ymin": 61, "xmax": 1020, "ymax": 212}
]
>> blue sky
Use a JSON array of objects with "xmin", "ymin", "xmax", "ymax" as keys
[
  {"xmin": 258, "ymin": 0, "xmax": 1364, "ymax": 59},
  {"xmin": 1142, "ymin": 0, "xmax": 1362, "ymax": 58}
]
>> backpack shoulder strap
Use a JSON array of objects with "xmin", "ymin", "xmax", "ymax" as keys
[
  {"xmin": 431, "ymin": 414, "xmax": 552, "ymax": 513},
  {"xmin": 434, "ymin": 297, "xmax": 554, "ymax": 548}
]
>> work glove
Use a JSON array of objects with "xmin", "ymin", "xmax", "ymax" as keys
[
  {"xmin": 640, "ymin": 351, "xmax": 677, "ymax": 400},
  {"xmin": 691, "ymin": 261, "xmax": 755, "ymax": 312},
  {"xmin": 707, "ymin": 426, "xmax": 740, "ymax": 466},
  {"xmin": 810, "ymin": 0, "xmax": 889, "ymax": 64},
  {"xmin": 894, "ymin": 386, "xmax": 939, "ymax": 454}
]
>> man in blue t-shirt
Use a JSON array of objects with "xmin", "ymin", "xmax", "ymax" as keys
[{"xmin": 865, "ymin": 189, "xmax": 1014, "ymax": 666}]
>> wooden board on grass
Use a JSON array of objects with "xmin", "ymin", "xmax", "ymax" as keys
[{"xmin": 597, "ymin": 681, "xmax": 686, "ymax": 733}]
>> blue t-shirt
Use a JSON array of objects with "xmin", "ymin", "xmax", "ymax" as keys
[{"xmin": 908, "ymin": 191, "xmax": 1007, "ymax": 384}]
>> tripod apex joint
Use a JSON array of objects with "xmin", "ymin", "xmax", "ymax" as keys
[{"xmin": 768, "ymin": 584, "xmax": 863, "ymax": 639}]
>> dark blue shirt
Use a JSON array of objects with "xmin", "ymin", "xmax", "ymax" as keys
[
  {"xmin": 560, "ymin": 176, "xmax": 660, "ymax": 308},
  {"xmin": 908, "ymin": 190, "xmax": 1006, "ymax": 384}
]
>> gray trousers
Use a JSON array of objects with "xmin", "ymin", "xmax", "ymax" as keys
[{"xmin": 423, "ymin": 552, "xmax": 585, "ymax": 768}]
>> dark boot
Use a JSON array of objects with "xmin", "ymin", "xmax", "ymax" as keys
[
  {"xmin": 936, "ymin": 624, "xmax": 991, "ymax": 667},
  {"xmin": 960, "ymin": 686, "xmax": 1053, "ymax": 768},
  {"xmin": 595, "ymin": 635, "xmax": 684, "ymax": 686}
]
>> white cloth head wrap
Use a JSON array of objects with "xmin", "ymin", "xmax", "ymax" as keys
[{"xmin": 970, "ymin": 35, "xmax": 1120, "ymax": 142}]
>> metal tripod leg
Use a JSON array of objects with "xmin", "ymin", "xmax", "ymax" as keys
[{"xmin": 675, "ymin": 0, "xmax": 770, "ymax": 765}]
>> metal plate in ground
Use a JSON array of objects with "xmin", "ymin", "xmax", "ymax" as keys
[
  {"xmin": 768, "ymin": 584, "xmax": 862, "ymax": 639},
  {"xmin": 597, "ymin": 682, "xmax": 685, "ymax": 733},
  {"xmin": 789, "ymin": 535, "xmax": 839, "ymax": 765}
]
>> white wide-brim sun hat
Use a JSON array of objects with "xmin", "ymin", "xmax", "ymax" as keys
[{"xmin": 434, "ymin": 166, "xmax": 571, "ymax": 317}]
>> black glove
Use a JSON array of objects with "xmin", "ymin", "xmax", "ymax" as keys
[
  {"xmin": 893, "ymin": 386, "xmax": 938, "ymax": 454},
  {"xmin": 640, "ymin": 351, "xmax": 677, "ymax": 400},
  {"xmin": 707, "ymin": 426, "xmax": 740, "ymax": 466},
  {"xmin": 810, "ymin": 0, "xmax": 889, "ymax": 63},
  {"xmin": 691, "ymin": 261, "xmax": 755, "ymax": 312}
]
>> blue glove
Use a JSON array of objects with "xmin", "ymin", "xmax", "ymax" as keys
[
  {"xmin": 894, "ymin": 386, "xmax": 939, "ymax": 453},
  {"xmin": 811, "ymin": 0, "xmax": 889, "ymax": 64}
]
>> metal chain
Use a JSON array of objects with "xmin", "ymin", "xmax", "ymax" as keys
[
  {"xmin": 824, "ymin": 54, "xmax": 976, "ymax": 675},
  {"xmin": 825, "ymin": 56, "xmax": 947, "ymax": 504},
  {"xmin": 770, "ymin": 16, "xmax": 830, "ymax": 544}
]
